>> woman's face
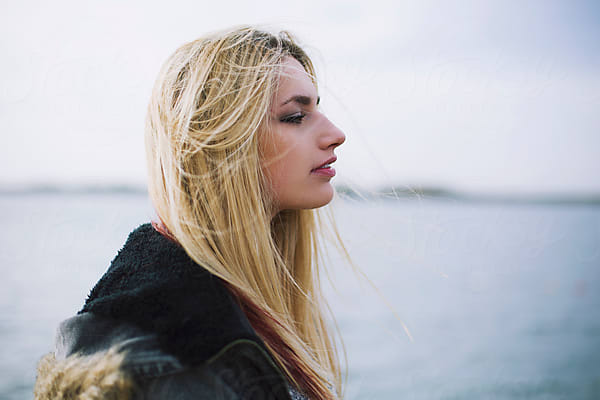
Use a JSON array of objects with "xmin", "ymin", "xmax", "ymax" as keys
[{"xmin": 261, "ymin": 57, "xmax": 346, "ymax": 214}]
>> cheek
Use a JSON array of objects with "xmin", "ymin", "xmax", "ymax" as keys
[
  {"xmin": 262, "ymin": 131, "xmax": 296, "ymax": 179},
  {"xmin": 261, "ymin": 139, "xmax": 288, "ymax": 195},
  {"xmin": 263, "ymin": 147, "xmax": 304, "ymax": 206},
  {"xmin": 266, "ymin": 147, "xmax": 299, "ymax": 190},
  {"xmin": 264, "ymin": 158, "xmax": 285, "ymax": 192}
]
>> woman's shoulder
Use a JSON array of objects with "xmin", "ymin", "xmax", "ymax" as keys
[
  {"xmin": 35, "ymin": 223, "xmax": 296, "ymax": 399},
  {"xmin": 81, "ymin": 222, "xmax": 260, "ymax": 365},
  {"xmin": 36, "ymin": 312, "xmax": 292, "ymax": 399}
]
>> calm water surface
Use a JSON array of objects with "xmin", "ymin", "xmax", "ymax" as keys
[{"xmin": 1, "ymin": 193, "xmax": 599, "ymax": 399}]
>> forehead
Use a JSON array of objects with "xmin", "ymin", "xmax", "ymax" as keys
[{"xmin": 273, "ymin": 57, "xmax": 317, "ymax": 103}]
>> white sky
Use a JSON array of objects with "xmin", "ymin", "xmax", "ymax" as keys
[{"xmin": 1, "ymin": 0, "xmax": 598, "ymax": 195}]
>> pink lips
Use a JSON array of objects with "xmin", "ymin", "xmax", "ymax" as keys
[
  {"xmin": 311, "ymin": 156, "xmax": 337, "ymax": 177},
  {"xmin": 312, "ymin": 167, "xmax": 336, "ymax": 177}
]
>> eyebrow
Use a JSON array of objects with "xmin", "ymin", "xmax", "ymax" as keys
[{"xmin": 280, "ymin": 95, "xmax": 320, "ymax": 107}]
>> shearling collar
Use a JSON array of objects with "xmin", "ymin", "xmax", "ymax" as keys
[{"xmin": 80, "ymin": 223, "xmax": 263, "ymax": 367}]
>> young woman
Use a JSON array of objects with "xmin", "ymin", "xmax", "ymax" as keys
[{"xmin": 35, "ymin": 27, "xmax": 346, "ymax": 400}]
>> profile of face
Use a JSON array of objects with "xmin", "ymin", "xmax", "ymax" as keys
[{"xmin": 261, "ymin": 57, "xmax": 346, "ymax": 214}]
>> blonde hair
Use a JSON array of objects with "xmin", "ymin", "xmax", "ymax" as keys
[{"xmin": 145, "ymin": 27, "xmax": 342, "ymax": 399}]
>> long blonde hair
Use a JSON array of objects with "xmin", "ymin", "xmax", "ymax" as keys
[{"xmin": 145, "ymin": 27, "xmax": 342, "ymax": 399}]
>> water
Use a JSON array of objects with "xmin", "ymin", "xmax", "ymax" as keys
[{"xmin": 1, "ymin": 193, "xmax": 599, "ymax": 399}]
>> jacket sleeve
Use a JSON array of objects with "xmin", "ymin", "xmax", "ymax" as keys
[{"xmin": 137, "ymin": 340, "xmax": 293, "ymax": 400}]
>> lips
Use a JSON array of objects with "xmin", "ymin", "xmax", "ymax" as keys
[
  {"xmin": 311, "ymin": 156, "xmax": 337, "ymax": 177},
  {"xmin": 312, "ymin": 156, "xmax": 337, "ymax": 171}
]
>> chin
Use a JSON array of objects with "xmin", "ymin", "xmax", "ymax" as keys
[
  {"xmin": 279, "ymin": 185, "xmax": 334, "ymax": 211},
  {"xmin": 301, "ymin": 185, "xmax": 335, "ymax": 209}
]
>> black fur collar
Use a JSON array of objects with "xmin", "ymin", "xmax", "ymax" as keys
[{"xmin": 80, "ymin": 223, "xmax": 262, "ymax": 367}]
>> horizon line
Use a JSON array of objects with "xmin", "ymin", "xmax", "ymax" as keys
[{"xmin": 1, "ymin": 182, "xmax": 599, "ymax": 206}]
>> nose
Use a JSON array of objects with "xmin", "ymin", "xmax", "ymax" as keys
[{"xmin": 318, "ymin": 114, "xmax": 346, "ymax": 150}]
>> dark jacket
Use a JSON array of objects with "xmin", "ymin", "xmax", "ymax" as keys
[{"xmin": 35, "ymin": 223, "xmax": 303, "ymax": 399}]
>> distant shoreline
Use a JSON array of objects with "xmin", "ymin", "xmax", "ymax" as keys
[
  {"xmin": 0, "ymin": 184, "xmax": 148, "ymax": 196},
  {"xmin": 1, "ymin": 184, "xmax": 599, "ymax": 206},
  {"xmin": 335, "ymin": 185, "xmax": 600, "ymax": 206}
]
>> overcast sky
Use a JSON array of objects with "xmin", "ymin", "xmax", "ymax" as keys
[{"xmin": 1, "ymin": 0, "xmax": 598, "ymax": 195}]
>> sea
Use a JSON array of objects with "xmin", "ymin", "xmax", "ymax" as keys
[{"xmin": 1, "ymin": 192, "xmax": 599, "ymax": 399}]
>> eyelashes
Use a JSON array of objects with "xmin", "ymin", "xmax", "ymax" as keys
[{"xmin": 280, "ymin": 112, "xmax": 306, "ymax": 125}]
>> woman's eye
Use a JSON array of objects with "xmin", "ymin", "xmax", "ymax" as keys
[{"xmin": 280, "ymin": 112, "xmax": 306, "ymax": 124}]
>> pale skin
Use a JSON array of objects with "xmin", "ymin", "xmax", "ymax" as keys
[{"xmin": 261, "ymin": 57, "xmax": 346, "ymax": 216}]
